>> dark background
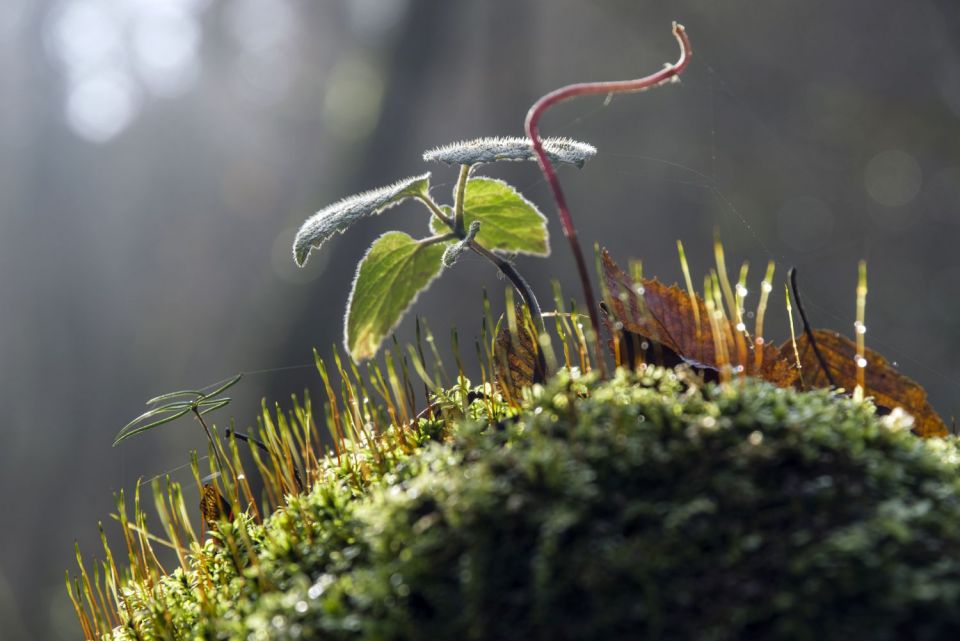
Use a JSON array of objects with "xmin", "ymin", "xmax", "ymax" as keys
[{"xmin": 2, "ymin": 1, "xmax": 959, "ymax": 638}]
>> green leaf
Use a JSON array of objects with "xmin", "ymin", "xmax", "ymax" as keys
[
  {"xmin": 346, "ymin": 231, "xmax": 446, "ymax": 361},
  {"xmin": 293, "ymin": 173, "xmax": 431, "ymax": 266},
  {"xmin": 422, "ymin": 136, "xmax": 596, "ymax": 168},
  {"xmin": 431, "ymin": 178, "xmax": 549, "ymax": 256}
]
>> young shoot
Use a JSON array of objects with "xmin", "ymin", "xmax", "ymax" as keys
[
  {"xmin": 112, "ymin": 373, "xmax": 242, "ymax": 471},
  {"xmin": 293, "ymin": 136, "xmax": 596, "ymax": 362}
]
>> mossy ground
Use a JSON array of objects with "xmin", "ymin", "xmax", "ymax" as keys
[{"xmin": 86, "ymin": 368, "xmax": 960, "ymax": 640}]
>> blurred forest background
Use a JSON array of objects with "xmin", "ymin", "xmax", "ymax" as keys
[{"xmin": 2, "ymin": 1, "xmax": 960, "ymax": 638}]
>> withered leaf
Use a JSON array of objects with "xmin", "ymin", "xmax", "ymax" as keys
[
  {"xmin": 601, "ymin": 249, "xmax": 793, "ymax": 383},
  {"xmin": 783, "ymin": 330, "xmax": 948, "ymax": 437},
  {"xmin": 601, "ymin": 250, "xmax": 947, "ymax": 437},
  {"xmin": 494, "ymin": 304, "xmax": 546, "ymax": 391},
  {"xmin": 200, "ymin": 483, "xmax": 231, "ymax": 532}
]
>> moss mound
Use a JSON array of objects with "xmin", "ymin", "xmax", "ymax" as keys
[{"xmin": 112, "ymin": 370, "xmax": 960, "ymax": 640}]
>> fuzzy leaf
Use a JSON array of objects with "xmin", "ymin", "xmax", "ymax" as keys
[
  {"xmin": 430, "ymin": 178, "xmax": 549, "ymax": 256},
  {"xmin": 293, "ymin": 174, "xmax": 430, "ymax": 266},
  {"xmin": 346, "ymin": 232, "xmax": 445, "ymax": 361},
  {"xmin": 423, "ymin": 136, "xmax": 596, "ymax": 168}
]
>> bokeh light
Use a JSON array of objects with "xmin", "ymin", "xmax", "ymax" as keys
[
  {"xmin": 323, "ymin": 54, "xmax": 384, "ymax": 141},
  {"xmin": 65, "ymin": 68, "xmax": 138, "ymax": 142},
  {"xmin": 225, "ymin": 0, "xmax": 299, "ymax": 107},
  {"xmin": 130, "ymin": 3, "xmax": 201, "ymax": 97},
  {"xmin": 43, "ymin": 0, "xmax": 206, "ymax": 142},
  {"xmin": 864, "ymin": 149, "xmax": 922, "ymax": 208}
]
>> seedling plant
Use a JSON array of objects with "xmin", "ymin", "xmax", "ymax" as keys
[{"xmin": 292, "ymin": 137, "xmax": 596, "ymax": 363}]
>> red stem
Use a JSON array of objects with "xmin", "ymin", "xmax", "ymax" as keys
[{"xmin": 525, "ymin": 22, "xmax": 693, "ymax": 378}]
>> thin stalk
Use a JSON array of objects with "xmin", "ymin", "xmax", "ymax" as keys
[
  {"xmin": 467, "ymin": 240, "xmax": 544, "ymax": 333},
  {"xmin": 525, "ymin": 23, "xmax": 693, "ymax": 379},
  {"xmin": 753, "ymin": 261, "xmax": 776, "ymax": 372},
  {"xmin": 453, "ymin": 164, "xmax": 470, "ymax": 235},
  {"xmin": 789, "ymin": 267, "xmax": 837, "ymax": 389},
  {"xmin": 854, "ymin": 260, "xmax": 868, "ymax": 400},
  {"xmin": 785, "ymin": 284, "xmax": 804, "ymax": 387},
  {"xmin": 468, "ymin": 240, "xmax": 549, "ymax": 378},
  {"xmin": 415, "ymin": 194, "xmax": 454, "ymax": 228},
  {"xmin": 677, "ymin": 240, "xmax": 702, "ymax": 347},
  {"xmin": 192, "ymin": 408, "xmax": 227, "ymax": 473},
  {"xmin": 417, "ymin": 232, "xmax": 458, "ymax": 248}
]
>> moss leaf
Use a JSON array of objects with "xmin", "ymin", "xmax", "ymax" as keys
[
  {"xmin": 431, "ymin": 178, "xmax": 549, "ymax": 256},
  {"xmin": 346, "ymin": 231, "xmax": 445, "ymax": 361},
  {"xmin": 294, "ymin": 174, "xmax": 430, "ymax": 266}
]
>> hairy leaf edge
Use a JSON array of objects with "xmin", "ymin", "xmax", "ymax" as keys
[{"xmin": 293, "ymin": 173, "xmax": 431, "ymax": 267}]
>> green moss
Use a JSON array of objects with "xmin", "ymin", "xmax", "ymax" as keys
[{"xmin": 108, "ymin": 369, "xmax": 960, "ymax": 640}]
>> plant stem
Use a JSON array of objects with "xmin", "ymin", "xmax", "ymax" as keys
[
  {"xmin": 524, "ymin": 22, "xmax": 693, "ymax": 378},
  {"xmin": 467, "ymin": 240, "xmax": 544, "ymax": 332},
  {"xmin": 468, "ymin": 239, "xmax": 549, "ymax": 378},
  {"xmin": 192, "ymin": 407, "xmax": 228, "ymax": 473},
  {"xmin": 788, "ymin": 267, "xmax": 837, "ymax": 389},
  {"xmin": 453, "ymin": 164, "xmax": 470, "ymax": 236},
  {"xmin": 415, "ymin": 194, "xmax": 454, "ymax": 228},
  {"xmin": 417, "ymin": 232, "xmax": 458, "ymax": 248}
]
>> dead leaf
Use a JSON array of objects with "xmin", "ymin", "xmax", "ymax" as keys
[
  {"xmin": 783, "ymin": 330, "xmax": 948, "ymax": 437},
  {"xmin": 200, "ymin": 483, "xmax": 231, "ymax": 533},
  {"xmin": 601, "ymin": 249, "xmax": 793, "ymax": 383},
  {"xmin": 494, "ymin": 303, "xmax": 546, "ymax": 391}
]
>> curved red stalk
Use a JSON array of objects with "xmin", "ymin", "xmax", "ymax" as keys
[{"xmin": 525, "ymin": 22, "xmax": 693, "ymax": 377}]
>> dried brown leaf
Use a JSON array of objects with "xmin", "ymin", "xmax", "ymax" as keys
[
  {"xmin": 200, "ymin": 483, "xmax": 231, "ymax": 531},
  {"xmin": 494, "ymin": 304, "xmax": 545, "ymax": 391},
  {"xmin": 601, "ymin": 249, "xmax": 792, "ymax": 381},
  {"xmin": 782, "ymin": 330, "xmax": 948, "ymax": 437}
]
